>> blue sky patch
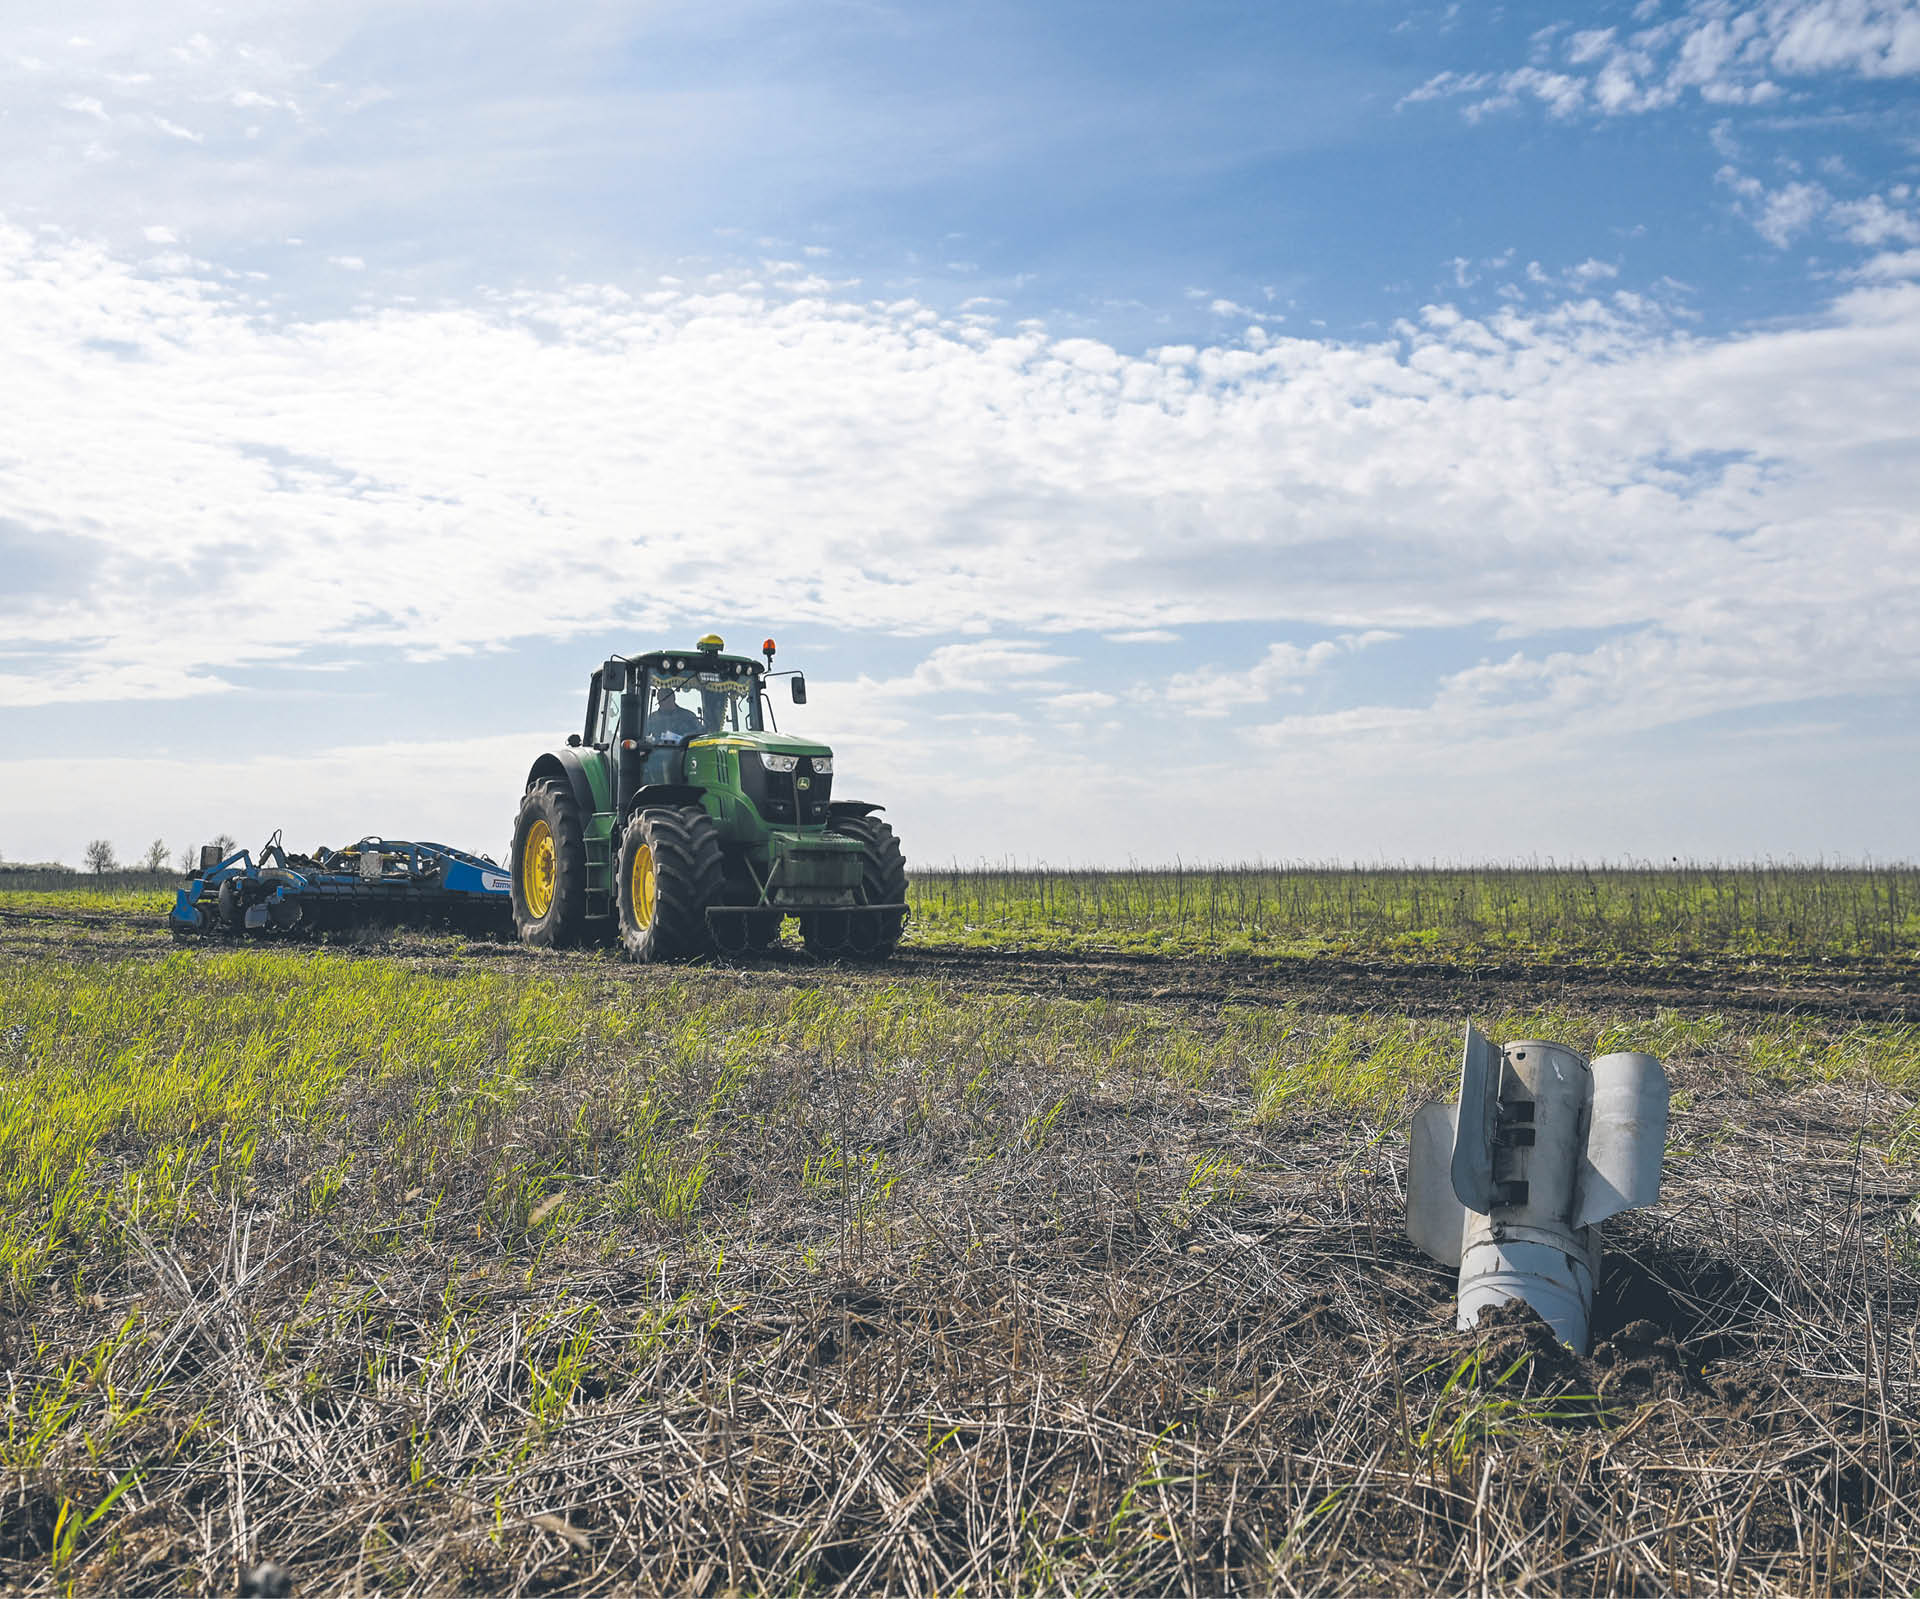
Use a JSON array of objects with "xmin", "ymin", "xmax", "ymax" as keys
[{"xmin": 0, "ymin": 0, "xmax": 1916, "ymax": 864}]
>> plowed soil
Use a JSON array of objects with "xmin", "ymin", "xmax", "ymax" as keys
[{"xmin": 7, "ymin": 897, "xmax": 1917, "ymax": 1020}]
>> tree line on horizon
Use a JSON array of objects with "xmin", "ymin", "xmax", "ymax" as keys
[{"xmin": 0, "ymin": 834, "xmax": 237, "ymax": 876}]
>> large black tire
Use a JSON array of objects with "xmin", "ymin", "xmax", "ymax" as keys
[
  {"xmin": 801, "ymin": 815, "xmax": 908, "ymax": 961},
  {"xmin": 617, "ymin": 806, "xmax": 724, "ymax": 962},
  {"xmin": 512, "ymin": 779, "xmax": 589, "ymax": 948}
]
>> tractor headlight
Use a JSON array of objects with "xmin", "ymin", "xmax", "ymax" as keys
[
  {"xmin": 811, "ymin": 756, "xmax": 833, "ymax": 774},
  {"xmin": 758, "ymin": 753, "xmax": 799, "ymax": 773}
]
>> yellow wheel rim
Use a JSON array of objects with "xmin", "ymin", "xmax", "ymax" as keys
[
  {"xmin": 630, "ymin": 841, "xmax": 657, "ymax": 928},
  {"xmin": 523, "ymin": 819, "xmax": 556, "ymax": 918}
]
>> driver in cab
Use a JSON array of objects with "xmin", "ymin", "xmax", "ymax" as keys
[{"xmin": 646, "ymin": 684, "xmax": 704, "ymax": 744}]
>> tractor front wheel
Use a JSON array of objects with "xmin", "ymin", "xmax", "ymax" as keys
[
  {"xmin": 802, "ymin": 815, "xmax": 908, "ymax": 961},
  {"xmin": 512, "ymin": 779, "xmax": 589, "ymax": 947},
  {"xmin": 617, "ymin": 806, "xmax": 724, "ymax": 962}
]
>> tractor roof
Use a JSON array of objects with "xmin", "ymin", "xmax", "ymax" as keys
[{"xmin": 633, "ymin": 645, "xmax": 764, "ymax": 674}]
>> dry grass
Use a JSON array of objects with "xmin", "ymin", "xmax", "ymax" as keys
[{"xmin": 0, "ymin": 944, "xmax": 1916, "ymax": 1594}]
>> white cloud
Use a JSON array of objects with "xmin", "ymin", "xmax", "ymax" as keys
[
  {"xmin": 1830, "ymin": 193, "xmax": 1920, "ymax": 245},
  {"xmin": 1410, "ymin": 0, "xmax": 1920, "ymax": 123},
  {"xmin": 1754, "ymin": 176, "xmax": 1830, "ymax": 246},
  {"xmin": 0, "ymin": 224, "xmax": 1917, "ymax": 835},
  {"xmin": 843, "ymin": 642, "xmax": 1078, "ymax": 703},
  {"xmin": 1044, "ymin": 690, "xmax": 1118, "ymax": 715},
  {"xmin": 1398, "ymin": 69, "xmax": 1495, "ymax": 107},
  {"xmin": 1567, "ymin": 28, "xmax": 1619, "ymax": 65},
  {"xmin": 1768, "ymin": 0, "xmax": 1920, "ymax": 75},
  {"xmin": 1717, "ymin": 168, "xmax": 1920, "ymax": 249},
  {"xmin": 1717, "ymin": 166, "xmax": 1829, "ymax": 244},
  {"xmin": 1249, "ymin": 615, "xmax": 1909, "ymax": 778},
  {"xmin": 1159, "ymin": 636, "xmax": 1404, "ymax": 716},
  {"xmin": 1463, "ymin": 66, "xmax": 1590, "ymax": 120},
  {"xmin": 1163, "ymin": 642, "xmax": 1341, "ymax": 714},
  {"xmin": 1856, "ymin": 247, "xmax": 1920, "ymax": 278},
  {"xmin": 1158, "ymin": 632, "xmax": 1405, "ymax": 717}
]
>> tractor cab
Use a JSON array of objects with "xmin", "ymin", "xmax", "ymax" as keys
[
  {"xmin": 583, "ymin": 636, "xmax": 810, "ymax": 819},
  {"xmin": 601, "ymin": 646, "xmax": 768, "ymax": 750},
  {"xmin": 640, "ymin": 657, "xmax": 763, "ymax": 743}
]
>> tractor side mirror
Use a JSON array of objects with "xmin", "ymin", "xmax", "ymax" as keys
[
  {"xmin": 790, "ymin": 673, "xmax": 807, "ymax": 705},
  {"xmin": 567, "ymin": 733, "xmax": 581, "ymax": 748},
  {"xmin": 603, "ymin": 661, "xmax": 629, "ymax": 692}
]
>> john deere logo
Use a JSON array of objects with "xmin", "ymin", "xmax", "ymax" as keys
[{"xmin": 796, "ymin": 776, "xmax": 812, "ymax": 790}]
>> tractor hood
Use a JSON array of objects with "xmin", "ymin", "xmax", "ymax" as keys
[{"xmin": 688, "ymin": 730, "xmax": 832, "ymax": 760}]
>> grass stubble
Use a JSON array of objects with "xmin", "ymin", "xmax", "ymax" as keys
[{"xmin": 0, "ymin": 890, "xmax": 1915, "ymax": 1594}]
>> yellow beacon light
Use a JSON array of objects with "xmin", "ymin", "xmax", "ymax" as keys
[{"xmin": 697, "ymin": 634, "xmax": 724, "ymax": 653}]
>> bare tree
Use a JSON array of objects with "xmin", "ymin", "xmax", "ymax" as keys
[
  {"xmin": 141, "ymin": 838, "xmax": 170, "ymax": 872},
  {"xmin": 84, "ymin": 839, "xmax": 118, "ymax": 874}
]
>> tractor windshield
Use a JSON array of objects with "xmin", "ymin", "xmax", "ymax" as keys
[{"xmin": 645, "ymin": 666, "xmax": 763, "ymax": 743}]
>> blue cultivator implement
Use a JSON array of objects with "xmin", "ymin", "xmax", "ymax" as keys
[{"xmin": 170, "ymin": 832, "xmax": 514, "ymax": 939}]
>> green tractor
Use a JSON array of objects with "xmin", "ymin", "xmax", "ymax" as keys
[{"xmin": 510, "ymin": 634, "xmax": 908, "ymax": 961}]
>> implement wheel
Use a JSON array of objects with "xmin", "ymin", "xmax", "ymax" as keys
[
  {"xmin": 801, "ymin": 815, "xmax": 908, "ymax": 961},
  {"xmin": 512, "ymin": 779, "xmax": 588, "ymax": 947},
  {"xmin": 618, "ymin": 806, "xmax": 724, "ymax": 962}
]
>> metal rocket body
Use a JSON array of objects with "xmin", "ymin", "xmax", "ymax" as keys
[{"xmin": 1407, "ymin": 1024, "xmax": 1670, "ymax": 1352}]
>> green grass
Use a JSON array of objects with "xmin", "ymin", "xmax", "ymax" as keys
[
  {"xmin": 909, "ymin": 862, "xmax": 1920, "ymax": 958},
  {"xmin": 2, "ymin": 946, "xmax": 1916, "ymax": 1306},
  {"xmin": 11, "ymin": 859, "xmax": 1920, "ymax": 961},
  {"xmin": 0, "ymin": 887, "xmax": 175, "ymax": 916}
]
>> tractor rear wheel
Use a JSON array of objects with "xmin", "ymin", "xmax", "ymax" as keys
[
  {"xmin": 618, "ymin": 806, "xmax": 724, "ymax": 962},
  {"xmin": 802, "ymin": 815, "xmax": 907, "ymax": 961},
  {"xmin": 512, "ymin": 779, "xmax": 589, "ymax": 947}
]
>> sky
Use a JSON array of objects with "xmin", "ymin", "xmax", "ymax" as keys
[{"xmin": 1, "ymin": 0, "xmax": 1917, "ymax": 868}]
